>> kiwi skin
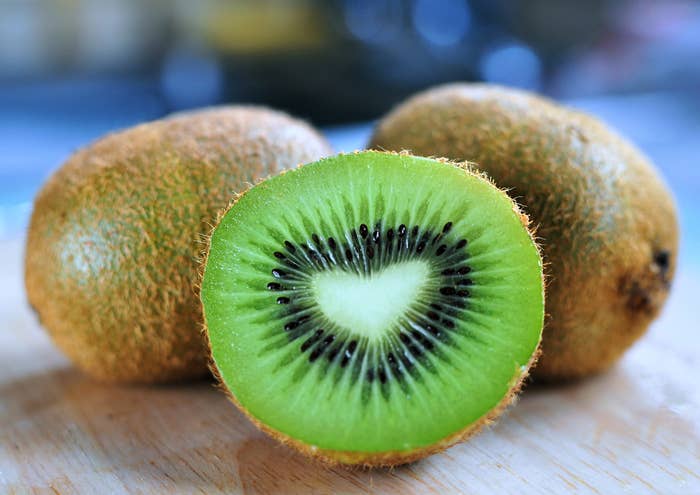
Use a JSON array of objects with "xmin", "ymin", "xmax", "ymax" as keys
[
  {"xmin": 25, "ymin": 106, "xmax": 332, "ymax": 384},
  {"xmin": 370, "ymin": 84, "xmax": 679, "ymax": 381},
  {"xmin": 202, "ymin": 152, "xmax": 544, "ymax": 467}
]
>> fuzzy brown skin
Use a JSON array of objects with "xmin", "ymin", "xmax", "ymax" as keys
[
  {"xmin": 201, "ymin": 151, "xmax": 544, "ymax": 467},
  {"xmin": 25, "ymin": 106, "xmax": 332, "ymax": 384},
  {"xmin": 370, "ymin": 84, "xmax": 679, "ymax": 380}
]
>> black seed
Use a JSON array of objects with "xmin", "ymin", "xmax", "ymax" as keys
[
  {"xmin": 312, "ymin": 233, "xmax": 320, "ymax": 245},
  {"xmin": 284, "ymin": 241, "xmax": 296, "ymax": 253},
  {"xmin": 327, "ymin": 345, "xmax": 341, "ymax": 362},
  {"xmin": 298, "ymin": 315, "xmax": 311, "ymax": 323},
  {"xmin": 456, "ymin": 239, "xmax": 468, "ymax": 249},
  {"xmin": 398, "ymin": 224, "xmax": 407, "ymax": 237},
  {"xmin": 426, "ymin": 325, "xmax": 441, "ymax": 337},
  {"xmin": 412, "ymin": 226, "xmax": 419, "ymax": 237},
  {"xmin": 372, "ymin": 230, "xmax": 380, "ymax": 243},
  {"xmin": 367, "ymin": 246, "xmax": 374, "ymax": 259},
  {"xmin": 271, "ymin": 269, "xmax": 286, "ymax": 279},
  {"xmin": 328, "ymin": 237, "xmax": 337, "ymax": 250},
  {"xmin": 277, "ymin": 297, "xmax": 290, "ymax": 304},
  {"xmin": 378, "ymin": 367, "xmax": 387, "ymax": 384},
  {"xmin": 322, "ymin": 335, "xmax": 335, "ymax": 347},
  {"xmin": 451, "ymin": 300, "xmax": 466, "ymax": 309},
  {"xmin": 417, "ymin": 241, "xmax": 426, "ymax": 253},
  {"xmin": 442, "ymin": 319, "xmax": 455, "ymax": 329},
  {"xmin": 408, "ymin": 343, "xmax": 423, "ymax": 358},
  {"xmin": 457, "ymin": 290, "xmax": 470, "ymax": 297},
  {"xmin": 345, "ymin": 249, "xmax": 353, "ymax": 262},
  {"xmin": 440, "ymin": 287, "xmax": 456, "ymax": 295},
  {"xmin": 442, "ymin": 268, "xmax": 455, "ymax": 276},
  {"xmin": 366, "ymin": 368, "xmax": 375, "ymax": 382},
  {"xmin": 436, "ymin": 244, "xmax": 447, "ymax": 256},
  {"xmin": 427, "ymin": 311, "xmax": 440, "ymax": 321},
  {"xmin": 387, "ymin": 229, "xmax": 394, "ymax": 241},
  {"xmin": 360, "ymin": 224, "xmax": 369, "ymax": 238},
  {"xmin": 301, "ymin": 329, "xmax": 324, "ymax": 352},
  {"xmin": 443, "ymin": 222, "xmax": 453, "ymax": 233},
  {"xmin": 430, "ymin": 303, "xmax": 442, "ymax": 310},
  {"xmin": 341, "ymin": 341, "xmax": 357, "ymax": 367},
  {"xmin": 267, "ymin": 282, "xmax": 282, "ymax": 291},
  {"xmin": 458, "ymin": 266, "xmax": 471, "ymax": 275},
  {"xmin": 655, "ymin": 250, "xmax": 670, "ymax": 272},
  {"xmin": 309, "ymin": 347, "xmax": 324, "ymax": 362},
  {"xmin": 273, "ymin": 251, "xmax": 285, "ymax": 259},
  {"xmin": 431, "ymin": 233, "xmax": 441, "ymax": 245},
  {"xmin": 459, "ymin": 278, "xmax": 473, "ymax": 286},
  {"xmin": 411, "ymin": 330, "xmax": 430, "ymax": 349},
  {"xmin": 284, "ymin": 321, "xmax": 299, "ymax": 331}
]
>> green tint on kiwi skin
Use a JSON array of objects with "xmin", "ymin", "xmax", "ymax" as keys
[{"xmin": 202, "ymin": 151, "xmax": 544, "ymax": 466}]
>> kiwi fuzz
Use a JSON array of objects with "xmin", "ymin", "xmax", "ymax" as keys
[
  {"xmin": 201, "ymin": 151, "xmax": 544, "ymax": 467},
  {"xmin": 370, "ymin": 83, "xmax": 679, "ymax": 380},
  {"xmin": 24, "ymin": 106, "xmax": 332, "ymax": 384}
]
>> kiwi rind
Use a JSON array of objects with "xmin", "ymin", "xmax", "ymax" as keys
[
  {"xmin": 370, "ymin": 83, "xmax": 679, "ymax": 380},
  {"xmin": 200, "ymin": 150, "xmax": 544, "ymax": 467},
  {"xmin": 24, "ymin": 106, "xmax": 332, "ymax": 384}
]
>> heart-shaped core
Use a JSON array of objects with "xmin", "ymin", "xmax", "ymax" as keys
[{"xmin": 311, "ymin": 260, "xmax": 430, "ymax": 340}]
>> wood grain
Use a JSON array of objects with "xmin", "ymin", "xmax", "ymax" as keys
[{"xmin": 1, "ymin": 237, "xmax": 698, "ymax": 494}]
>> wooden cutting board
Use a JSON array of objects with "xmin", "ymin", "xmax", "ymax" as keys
[{"xmin": 1, "ymin": 237, "xmax": 698, "ymax": 494}]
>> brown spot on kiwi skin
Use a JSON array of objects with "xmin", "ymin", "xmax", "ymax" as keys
[
  {"xmin": 620, "ymin": 249, "xmax": 673, "ymax": 315},
  {"xmin": 370, "ymin": 83, "xmax": 680, "ymax": 381},
  {"xmin": 24, "ymin": 106, "xmax": 332, "ymax": 384}
]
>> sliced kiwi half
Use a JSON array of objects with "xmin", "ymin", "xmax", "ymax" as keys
[{"xmin": 201, "ymin": 151, "xmax": 544, "ymax": 467}]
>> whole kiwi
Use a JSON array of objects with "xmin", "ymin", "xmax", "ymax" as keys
[
  {"xmin": 25, "ymin": 106, "xmax": 332, "ymax": 384},
  {"xmin": 370, "ymin": 83, "xmax": 679, "ymax": 380}
]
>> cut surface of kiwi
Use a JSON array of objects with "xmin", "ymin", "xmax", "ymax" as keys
[{"xmin": 201, "ymin": 151, "xmax": 544, "ymax": 466}]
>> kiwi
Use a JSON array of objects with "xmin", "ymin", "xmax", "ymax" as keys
[
  {"xmin": 370, "ymin": 83, "xmax": 679, "ymax": 380},
  {"xmin": 201, "ymin": 151, "xmax": 544, "ymax": 466},
  {"xmin": 24, "ymin": 106, "xmax": 331, "ymax": 384}
]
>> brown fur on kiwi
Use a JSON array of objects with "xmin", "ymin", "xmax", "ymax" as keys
[
  {"xmin": 200, "ymin": 151, "xmax": 544, "ymax": 467},
  {"xmin": 25, "ymin": 106, "xmax": 332, "ymax": 384},
  {"xmin": 370, "ymin": 84, "xmax": 679, "ymax": 381}
]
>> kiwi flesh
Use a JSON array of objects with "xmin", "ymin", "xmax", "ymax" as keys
[
  {"xmin": 24, "ymin": 106, "xmax": 332, "ymax": 384},
  {"xmin": 201, "ymin": 151, "xmax": 544, "ymax": 466},
  {"xmin": 370, "ymin": 83, "xmax": 679, "ymax": 380}
]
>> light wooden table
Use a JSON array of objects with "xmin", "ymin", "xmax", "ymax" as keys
[{"xmin": 1, "ymin": 236, "xmax": 698, "ymax": 495}]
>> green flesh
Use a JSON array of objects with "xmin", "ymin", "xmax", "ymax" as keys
[{"xmin": 202, "ymin": 151, "xmax": 543, "ymax": 454}]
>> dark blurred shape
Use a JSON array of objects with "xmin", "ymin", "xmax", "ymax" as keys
[{"xmin": 2, "ymin": 0, "xmax": 700, "ymax": 122}]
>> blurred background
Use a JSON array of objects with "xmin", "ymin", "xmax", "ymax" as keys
[{"xmin": 1, "ymin": 0, "xmax": 698, "ymax": 278}]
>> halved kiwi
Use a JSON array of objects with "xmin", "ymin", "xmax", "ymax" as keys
[{"xmin": 201, "ymin": 151, "xmax": 544, "ymax": 467}]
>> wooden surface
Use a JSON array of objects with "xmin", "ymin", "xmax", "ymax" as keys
[{"xmin": 1, "ymin": 235, "xmax": 698, "ymax": 495}]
